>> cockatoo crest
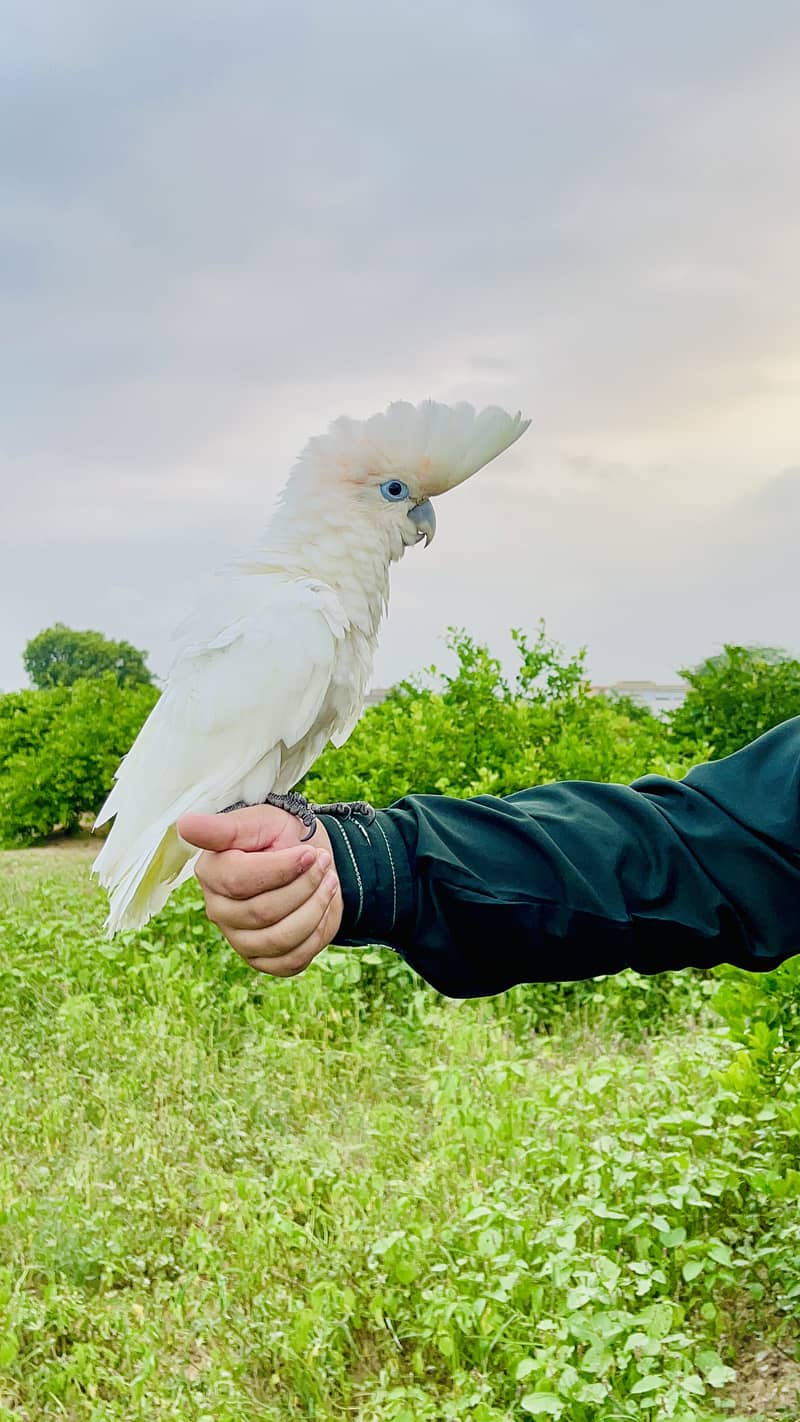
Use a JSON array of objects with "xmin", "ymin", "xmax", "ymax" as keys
[{"xmin": 290, "ymin": 399, "xmax": 530, "ymax": 497}]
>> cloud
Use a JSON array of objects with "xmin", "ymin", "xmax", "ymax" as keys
[{"xmin": 1, "ymin": 2, "xmax": 799, "ymax": 692}]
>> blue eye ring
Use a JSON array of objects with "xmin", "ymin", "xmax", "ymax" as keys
[{"xmin": 380, "ymin": 479, "xmax": 409, "ymax": 502}]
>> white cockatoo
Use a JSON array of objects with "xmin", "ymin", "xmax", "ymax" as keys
[{"xmin": 93, "ymin": 399, "xmax": 530, "ymax": 934}]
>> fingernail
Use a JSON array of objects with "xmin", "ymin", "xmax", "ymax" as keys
[
  {"xmin": 324, "ymin": 871, "xmax": 338, "ymax": 894},
  {"xmin": 299, "ymin": 850, "xmax": 316, "ymax": 871},
  {"xmin": 318, "ymin": 850, "xmax": 332, "ymax": 872}
]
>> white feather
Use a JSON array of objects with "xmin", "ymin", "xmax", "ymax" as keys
[{"xmin": 93, "ymin": 398, "xmax": 530, "ymax": 934}]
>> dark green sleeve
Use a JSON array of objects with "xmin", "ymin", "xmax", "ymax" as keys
[{"xmin": 319, "ymin": 717, "xmax": 800, "ymax": 999}]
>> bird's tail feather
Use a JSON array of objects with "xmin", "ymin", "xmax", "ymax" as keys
[
  {"xmin": 92, "ymin": 762, "xmax": 227, "ymax": 934},
  {"xmin": 94, "ymin": 821, "xmax": 200, "ymax": 935}
]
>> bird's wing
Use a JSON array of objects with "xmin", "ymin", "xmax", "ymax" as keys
[{"xmin": 93, "ymin": 574, "xmax": 347, "ymax": 931}]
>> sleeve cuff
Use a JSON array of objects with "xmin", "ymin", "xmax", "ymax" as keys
[{"xmin": 318, "ymin": 809, "xmax": 415, "ymax": 947}]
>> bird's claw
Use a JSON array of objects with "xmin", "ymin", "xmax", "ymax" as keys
[{"xmin": 262, "ymin": 791, "xmax": 319, "ymax": 840}]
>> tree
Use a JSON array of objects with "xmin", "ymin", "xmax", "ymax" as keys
[{"xmin": 23, "ymin": 623, "xmax": 155, "ymax": 691}]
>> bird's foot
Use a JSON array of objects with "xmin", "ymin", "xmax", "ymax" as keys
[
  {"xmin": 218, "ymin": 793, "xmax": 375, "ymax": 842},
  {"xmin": 219, "ymin": 792, "xmax": 316, "ymax": 839},
  {"xmin": 260, "ymin": 790, "xmax": 319, "ymax": 841}
]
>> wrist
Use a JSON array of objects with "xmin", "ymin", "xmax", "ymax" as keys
[{"xmin": 318, "ymin": 808, "xmax": 414, "ymax": 946}]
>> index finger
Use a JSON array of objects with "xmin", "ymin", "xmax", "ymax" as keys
[{"xmin": 195, "ymin": 844, "xmax": 314, "ymax": 900}]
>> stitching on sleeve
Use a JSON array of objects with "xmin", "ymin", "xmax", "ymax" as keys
[
  {"xmin": 327, "ymin": 818, "xmax": 364, "ymax": 926},
  {"xmin": 373, "ymin": 818, "xmax": 397, "ymax": 931}
]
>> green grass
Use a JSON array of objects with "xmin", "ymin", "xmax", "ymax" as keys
[{"xmin": 0, "ymin": 850, "xmax": 798, "ymax": 1420}]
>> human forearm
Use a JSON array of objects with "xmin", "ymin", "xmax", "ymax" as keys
[{"xmin": 322, "ymin": 717, "xmax": 800, "ymax": 997}]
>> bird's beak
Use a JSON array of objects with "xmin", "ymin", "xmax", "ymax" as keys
[{"xmin": 407, "ymin": 498, "xmax": 436, "ymax": 547}]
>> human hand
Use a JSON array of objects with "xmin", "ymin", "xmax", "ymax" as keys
[{"xmin": 177, "ymin": 805, "xmax": 343, "ymax": 976}]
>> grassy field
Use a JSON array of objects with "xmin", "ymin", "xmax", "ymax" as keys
[{"xmin": 1, "ymin": 847, "xmax": 798, "ymax": 1421}]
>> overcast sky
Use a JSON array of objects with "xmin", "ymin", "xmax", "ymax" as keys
[{"xmin": 2, "ymin": 0, "xmax": 799, "ymax": 692}]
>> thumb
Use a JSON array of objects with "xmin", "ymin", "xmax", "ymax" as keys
[{"xmin": 177, "ymin": 804, "xmax": 293, "ymax": 854}]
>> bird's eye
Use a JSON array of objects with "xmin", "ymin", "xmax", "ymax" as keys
[{"xmin": 380, "ymin": 479, "xmax": 409, "ymax": 502}]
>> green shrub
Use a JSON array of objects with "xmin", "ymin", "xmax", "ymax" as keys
[
  {"xmin": 0, "ymin": 675, "xmax": 158, "ymax": 845},
  {"xmin": 669, "ymin": 644, "xmax": 800, "ymax": 759},
  {"xmin": 303, "ymin": 624, "xmax": 693, "ymax": 808},
  {"xmin": 712, "ymin": 956, "xmax": 800, "ymax": 1091},
  {"xmin": 6, "ymin": 621, "xmax": 774, "ymax": 851}
]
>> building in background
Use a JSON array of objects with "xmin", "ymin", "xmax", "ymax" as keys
[
  {"xmin": 590, "ymin": 680, "xmax": 688, "ymax": 716},
  {"xmin": 364, "ymin": 687, "xmax": 392, "ymax": 707}
]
